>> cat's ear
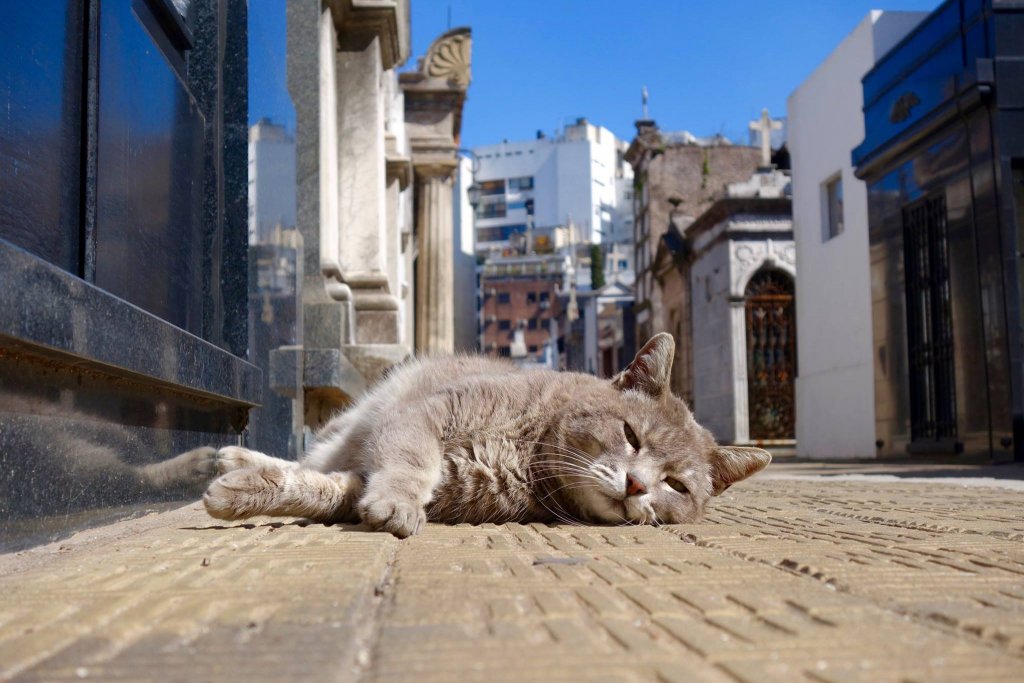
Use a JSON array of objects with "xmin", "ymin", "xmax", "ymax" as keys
[
  {"xmin": 612, "ymin": 333, "xmax": 674, "ymax": 397},
  {"xmin": 708, "ymin": 446, "xmax": 771, "ymax": 495}
]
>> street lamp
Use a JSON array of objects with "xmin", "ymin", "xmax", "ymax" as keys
[{"xmin": 467, "ymin": 182, "xmax": 481, "ymax": 210}]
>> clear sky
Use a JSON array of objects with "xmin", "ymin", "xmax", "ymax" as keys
[{"xmin": 249, "ymin": 0, "xmax": 944, "ymax": 148}]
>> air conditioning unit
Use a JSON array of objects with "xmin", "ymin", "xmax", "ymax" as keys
[
  {"xmin": 487, "ymin": 315, "xmax": 497, "ymax": 324},
  {"xmin": 539, "ymin": 300, "xmax": 550, "ymax": 310},
  {"xmin": 487, "ymin": 288, "xmax": 497, "ymax": 297}
]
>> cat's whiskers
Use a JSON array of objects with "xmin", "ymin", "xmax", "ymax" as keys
[{"xmin": 514, "ymin": 438, "xmax": 596, "ymax": 467}]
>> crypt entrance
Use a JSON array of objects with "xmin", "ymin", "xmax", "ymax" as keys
[{"xmin": 744, "ymin": 268, "xmax": 797, "ymax": 441}]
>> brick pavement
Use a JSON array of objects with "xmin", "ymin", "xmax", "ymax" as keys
[{"xmin": 1, "ymin": 472, "xmax": 1023, "ymax": 682}]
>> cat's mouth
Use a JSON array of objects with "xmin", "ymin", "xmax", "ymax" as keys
[{"xmin": 591, "ymin": 489, "xmax": 629, "ymax": 523}]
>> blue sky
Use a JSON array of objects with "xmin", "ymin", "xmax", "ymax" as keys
[{"xmin": 249, "ymin": 0, "xmax": 943, "ymax": 148}]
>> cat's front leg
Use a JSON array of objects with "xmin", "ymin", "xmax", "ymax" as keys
[
  {"xmin": 356, "ymin": 413, "xmax": 442, "ymax": 538},
  {"xmin": 139, "ymin": 446, "xmax": 219, "ymax": 493}
]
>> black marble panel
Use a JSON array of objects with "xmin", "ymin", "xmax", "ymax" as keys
[
  {"xmin": 0, "ymin": 1, "xmax": 85, "ymax": 273},
  {"xmin": 95, "ymin": 0, "xmax": 206, "ymax": 335},
  {"xmin": 0, "ymin": 239, "xmax": 260, "ymax": 550},
  {"xmin": 0, "ymin": 239, "xmax": 260, "ymax": 404}
]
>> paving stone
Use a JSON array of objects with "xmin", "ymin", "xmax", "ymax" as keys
[{"xmin": 0, "ymin": 472, "xmax": 1023, "ymax": 680}]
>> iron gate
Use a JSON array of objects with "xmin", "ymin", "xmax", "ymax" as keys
[
  {"xmin": 745, "ymin": 269, "xmax": 796, "ymax": 440},
  {"xmin": 903, "ymin": 194, "xmax": 957, "ymax": 443}
]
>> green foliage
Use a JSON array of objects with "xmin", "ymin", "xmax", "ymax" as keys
[
  {"xmin": 590, "ymin": 244, "xmax": 605, "ymax": 290},
  {"xmin": 701, "ymin": 150, "xmax": 710, "ymax": 190}
]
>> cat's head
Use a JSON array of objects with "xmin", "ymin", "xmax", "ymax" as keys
[{"xmin": 541, "ymin": 333, "xmax": 770, "ymax": 525}]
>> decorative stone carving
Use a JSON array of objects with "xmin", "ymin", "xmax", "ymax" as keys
[
  {"xmin": 424, "ymin": 29, "xmax": 471, "ymax": 87},
  {"xmin": 730, "ymin": 238, "xmax": 796, "ymax": 298}
]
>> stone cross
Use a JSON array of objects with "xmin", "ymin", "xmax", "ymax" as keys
[
  {"xmin": 749, "ymin": 108, "xmax": 782, "ymax": 167},
  {"xmin": 642, "ymin": 86, "xmax": 649, "ymax": 119}
]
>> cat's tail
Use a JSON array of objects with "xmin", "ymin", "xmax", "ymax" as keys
[{"xmin": 203, "ymin": 466, "xmax": 361, "ymax": 523}]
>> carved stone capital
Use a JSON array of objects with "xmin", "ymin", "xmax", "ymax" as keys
[
  {"xmin": 325, "ymin": 0, "xmax": 410, "ymax": 70},
  {"xmin": 412, "ymin": 156, "xmax": 458, "ymax": 181},
  {"xmin": 400, "ymin": 28, "xmax": 472, "ymax": 145}
]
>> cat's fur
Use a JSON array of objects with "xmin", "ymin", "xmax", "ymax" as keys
[{"xmin": 203, "ymin": 334, "xmax": 770, "ymax": 537}]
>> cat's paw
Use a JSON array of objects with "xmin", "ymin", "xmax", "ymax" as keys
[
  {"xmin": 203, "ymin": 467, "xmax": 282, "ymax": 520},
  {"xmin": 216, "ymin": 446, "xmax": 262, "ymax": 475},
  {"xmin": 357, "ymin": 494, "xmax": 425, "ymax": 538}
]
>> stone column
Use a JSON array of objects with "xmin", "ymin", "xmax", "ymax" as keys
[
  {"xmin": 414, "ymin": 165, "xmax": 456, "ymax": 352},
  {"xmin": 400, "ymin": 27, "xmax": 472, "ymax": 354}
]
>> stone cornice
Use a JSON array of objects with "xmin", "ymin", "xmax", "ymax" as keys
[
  {"xmin": 386, "ymin": 156, "xmax": 412, "ymax": 190},
  {"xmin": 326, "ymin": 0, "xmax": 410, "ymax": 70}
]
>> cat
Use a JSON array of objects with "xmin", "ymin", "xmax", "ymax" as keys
[{"xmin": 202, "ymin": 333, "xmax": 771, "ymax": 537}]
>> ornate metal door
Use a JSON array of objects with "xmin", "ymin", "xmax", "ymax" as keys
[
  {"xmin": 745, "ymin": 270, "xmax": 796, "ymax": 440},
  {"xmin": 903, "ymin": 194, "xmax": 957, "ymax": 444}
]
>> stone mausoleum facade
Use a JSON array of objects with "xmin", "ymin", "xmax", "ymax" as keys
[{"xmin": 270, "ymin": 1, "xmax": 472, "ymax": 451}]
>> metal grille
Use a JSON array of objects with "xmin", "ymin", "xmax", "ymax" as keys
[
  {"xmin": 745, "ymin": 270, "xmax": 796, "ymax": 440},
  {"xmin": 903, "ymin": 194, "xmax": 957, "ymax": 442}
]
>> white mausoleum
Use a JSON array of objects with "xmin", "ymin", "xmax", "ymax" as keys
[{"xmin": 787, "ymin": 10, "xmax": 926, "ymax": 459}]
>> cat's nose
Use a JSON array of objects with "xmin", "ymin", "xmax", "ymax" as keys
[{"xmin": 625, "ymin": 473, "xmax": 647, "ymax": 497}]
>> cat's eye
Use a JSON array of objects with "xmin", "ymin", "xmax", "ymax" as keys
[
  {"xmin": 623, "ymin": 422, "xmax": 641, "ymax": 450},
  {"xmin": 666, "ymin": 478, "xmax": 689, "ymax": 495}
]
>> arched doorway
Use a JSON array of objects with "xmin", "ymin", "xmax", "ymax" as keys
[{"xmin": 745, "ymin": 269, "xmax": 796, "ymax": 440}]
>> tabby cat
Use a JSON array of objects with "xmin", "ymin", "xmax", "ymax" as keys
[{"xmin": 203, "ymin": 334, "xmax": 770, "ymax": 537}]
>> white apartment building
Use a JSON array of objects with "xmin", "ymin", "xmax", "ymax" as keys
[
  {"xmin": 247, "ymin": 118, "xmax": 297, "ymax": 244},
  {"xmin": 787, "ymin": 10, "xmax": 926, "ymax": 459},
  {"xmin": 471, "ymin": 119, "xmax": 634, "ymax": 253}
]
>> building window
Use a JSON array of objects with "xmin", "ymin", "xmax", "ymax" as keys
[
  {"xmin": 477, "ymin": 224, "xmax": 526, "ymax": 243},
  {"xmin": 498, "ymin": 346, "xmax": 511, "ymax": 357},
  {"xmin": 528, "ymin": 345, "xmax": 538, "ymax": 353},
  {"xmin": 528, "ymin": 318, "xmax": 538, "ymax": 329},
  {"xmin": 498, "ymin": 320, "xmax": 511, "ymax": 331},
  {"xmin": 526, "ymin": 292, "xmax": 536, "ymax": 303},
  {"xmin": 477, "ymin": 200, "xmax": 507, "ymax": 219},
  {"xmin": 539, "ymin": 292, "xmax": 549, "ymax": 302},
  {"xmin": 497, "ymin": 292, "xmax": 511, "ymax": 304},
  {"xmin": 824, "ymin": 175, "xmax": 844, "ymax": 240},
  {"xmin": 508, "ymin": 176, "xmax": 534, "ymax": 191},
  {"xmin": 479, "ymin": 179, "xmax": 504, "ymax": 195}
]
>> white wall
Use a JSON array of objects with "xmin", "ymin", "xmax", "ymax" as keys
[
  {"xmin": 787, "ymin": 11, "xmax": 925, "ymax": 459},
  {"xmin": 453, "ymin": 156, "xmax": 477, "ymax": 351}
]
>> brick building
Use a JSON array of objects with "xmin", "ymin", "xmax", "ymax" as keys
[
  {"xmin": 625, "ymin": 121, "xmax": 763, "ymax": 401},
  {"xmin": 479, "ymin": 254, "xmax": 569, "ymax": 364}
]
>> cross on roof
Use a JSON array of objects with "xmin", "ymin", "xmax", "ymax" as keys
[{"xmin": 749, "ymin": 108, "xmax": 782, "ymax": 167}]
